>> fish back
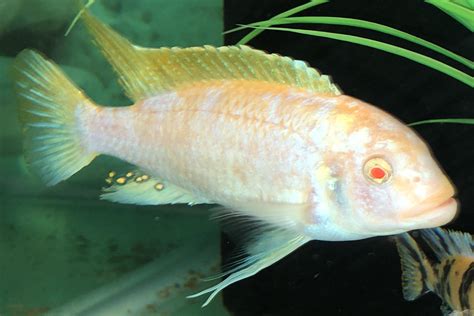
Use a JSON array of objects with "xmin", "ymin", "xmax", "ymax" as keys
[{"xmin": 81, "ymin": 10, "xmax": 341, "ymax": 102}]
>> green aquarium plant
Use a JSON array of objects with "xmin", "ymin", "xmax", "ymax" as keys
[
  {"xmin": 408, "ymin": 118, "xmax": 474, "ymax": 126},
  {"xmin": 228, "ymin": 0, "xmax": 473, "ymax": 126},
  {"xmin": 426, "ymin": 0, "xmax": 474, "ymax": 31},
  {"xmin": 230, "ymin": 17, "xmax": 472, "ymax": 71}
]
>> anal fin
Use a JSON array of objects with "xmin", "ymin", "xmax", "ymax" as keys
[{"xmin": 101, "ymin": 170, "xmax": 210, "ymax": 206}]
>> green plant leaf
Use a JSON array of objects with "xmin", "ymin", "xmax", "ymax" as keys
[
  {"xmin": 408, "ymin": 118, "xmax": 474, "ymax": 126},
  {"xmin": 231, "ymin": 16, "xmax": 472, "ymax": 69},
  {"xmin": 237, "ymin": 25, "xmax": 473, "ymax": 87},
  {"xmin": 426, "ymin": 0, "xmax": 474, "ymax": 31},
  {"xmin": 65, "ymin": 0, "xmax": 96, "ymax": 36},
  {"xmin": 237, "ymin": 0, "xmax": 329, "ymax": 45}
]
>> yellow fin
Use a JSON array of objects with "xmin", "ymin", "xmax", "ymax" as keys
[
  {"xmin": 81, "ymin": 11, "xmax": 341, "ymax": 102},
  {"xmin": 13, "ymin": 50, "xmax": 98, "ymax": 186},
  {"xmin": 101, "ymin": 170, "xmax": 211, "ymax": 205}
]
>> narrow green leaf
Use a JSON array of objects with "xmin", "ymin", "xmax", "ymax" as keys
[
  {"xmin": 235, "ymin": 16, "xmax": 472, "ymax": 69},
  {"xmin": 451, "ymin": 0, "xmax": 474, "ymax": 10},
  {"xmin": 426, "ymin": 0, "xmax": 474, "ymax": 31},
  {"xmin": 238, "ymin": 25, "xmax": 473, "ymax": 87},
  {"xmin": 408, "ymin": 118, "xmax": 474, "ymax": 126},
  {"xmin": 237, "ymin": 0, "xmax": 328, "ymax": 45},
  {"xmin": 65, "ymin": 0, "xmax": 96, "ymax": 36}
]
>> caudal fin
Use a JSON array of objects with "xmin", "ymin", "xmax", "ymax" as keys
[
  {"xmin": 395, "ymin": 232, "xmax": 435, "ymax": 301},
  {"xmin": 13, "ymin": 50, "xmax": 98, "ymax": 186}
]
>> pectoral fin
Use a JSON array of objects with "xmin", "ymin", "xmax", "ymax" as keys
[
  {"xmin": 395, "ymin": 232, "xmax": 434, "ymax": 301},
  {"xmin": 188, "ymin": 221, "xmax": 310, "ymax": 307},
  {"xmin": 101, "ymin": 170, "xmax": 210, "ymax": 206}
]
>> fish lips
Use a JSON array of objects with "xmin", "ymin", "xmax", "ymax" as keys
[{"xmin": 398, "ymin": 189, "xmax": 458, "ymax": 229}]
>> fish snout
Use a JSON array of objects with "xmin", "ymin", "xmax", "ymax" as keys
[{"xmin": 397, "ymin": 184, "xmax": 458, "ymax": 229}]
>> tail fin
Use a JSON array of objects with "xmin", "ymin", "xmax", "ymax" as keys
[
  {"xmin": 13, "ymin": 50, "xmax": 98, "ymax": 186},
  {"xmin": 395, "ymin": 232, "xmax": 435, "ymax": 301}
]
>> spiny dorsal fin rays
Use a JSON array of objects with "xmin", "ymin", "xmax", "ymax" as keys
[
  {"xmin": 101, "ymin": 170, "xmax": 211, "ymax": 205},
  {"xmin": 420, "ymin": 228, "xmax": 473, "ymax": 260},
  {"xmin": 81, "ymin": 10, "xmax": 150, "ymax": 101},
  {"xmin": 81, "ymin": 10, "xmax": 341, "ymax": 102}
]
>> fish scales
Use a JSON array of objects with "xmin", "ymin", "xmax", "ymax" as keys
[{"xmin": 81, "ymin": 80, "xmax": 333, "ymax": 221}]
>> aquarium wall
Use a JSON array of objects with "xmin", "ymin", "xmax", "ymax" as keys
[{"xmin": 1, "ymin": 0, "xmax": 225, "ymax": 315}]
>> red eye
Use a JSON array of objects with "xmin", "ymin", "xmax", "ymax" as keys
[
  {"xmin": 363, "ymin": 157, "xmax": 392, "ymax": 184},
  {"xmin": 370, "ymin": 167, "xmax": 386, "ymax": 179}
]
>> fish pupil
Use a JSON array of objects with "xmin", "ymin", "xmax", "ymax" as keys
[{"xmin": 370, "ymin": 167, "xmax": 386, "ymax": 179}]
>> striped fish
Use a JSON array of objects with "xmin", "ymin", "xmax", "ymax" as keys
[{"xmin": 396, "ymin": 228, "xmax": 473, "ymax": 315}]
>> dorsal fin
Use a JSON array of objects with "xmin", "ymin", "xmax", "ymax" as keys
[
  {"xmin": 81, "ymin": 11, "xmax": 341, "ymax": 102},
  {"xmin": 421, "ymin": 227, "xmax": 473, "ymax": 260}
]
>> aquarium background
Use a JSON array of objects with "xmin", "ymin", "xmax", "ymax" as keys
[
  {"xmin": 1, "ymin": 0, "xmax": 227, "ymax": 315},
  {"xmin": 0, "ymin": 0, "xmax": 472, "ymax": 315}
]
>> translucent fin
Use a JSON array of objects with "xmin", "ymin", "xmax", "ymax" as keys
[
  {"xmin": 188, "ymin": 225, "xmax": 310, "ymax": 307},
  {"xmin": 101, "ymin": 170, "xmax": 211, "ymax": 205},
  {"xmin": 211, "ymin": 200, "xmax": 308, "ymax": 230},
  {"xmin": 395, "ymin": 232, "xmax": 434, "ymax": 301},
  {"xmin": 81, "ymin": 11, "xmax": 341, "ymax": 102},
  {"xmin": 13, "ymin": 50, "xmax": 98, "ymax": 186},
  {"xmin": 421, "ymin": 227, "xmax": 473, "ymax": 261}
]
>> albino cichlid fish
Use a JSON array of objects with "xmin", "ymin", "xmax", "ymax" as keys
[
  {"xmin": 13, "ymin": 11, "xmax": 458, "ymax": 306},
  {"xmin": 395, "ymin": 228, "xmax": 473, "ymax": 315}
]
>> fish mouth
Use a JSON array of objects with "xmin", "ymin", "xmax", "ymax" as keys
[{"xmin": 398, "ymin": 189, "xmax": 458, "ymax": 228}]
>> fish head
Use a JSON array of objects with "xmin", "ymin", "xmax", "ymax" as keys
[{"xmin": 307, "ymin": 97, "xmax": 457, "ymax": 240}]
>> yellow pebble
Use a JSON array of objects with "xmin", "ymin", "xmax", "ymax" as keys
[
  {"xmin": 126, "ymin": 171, "xmax": 134, "ymax": 178},
  {"xmin": 105, "ymin": 178, "xmax": 113, "ymax": 184},
  {"xmin": 116, "ymin": 177, "xmax": 127, "ymax": 185},
  {"xmin": 154, "ymin": 183, "xmax": 164, "ymax": 191},
  {"xmin": 108, "ymin": 171, "xmax": 116, "ymax": 178},
  {"xmin": 141, "ymin": 175, "xmax": 150, "ymax": 181}
]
